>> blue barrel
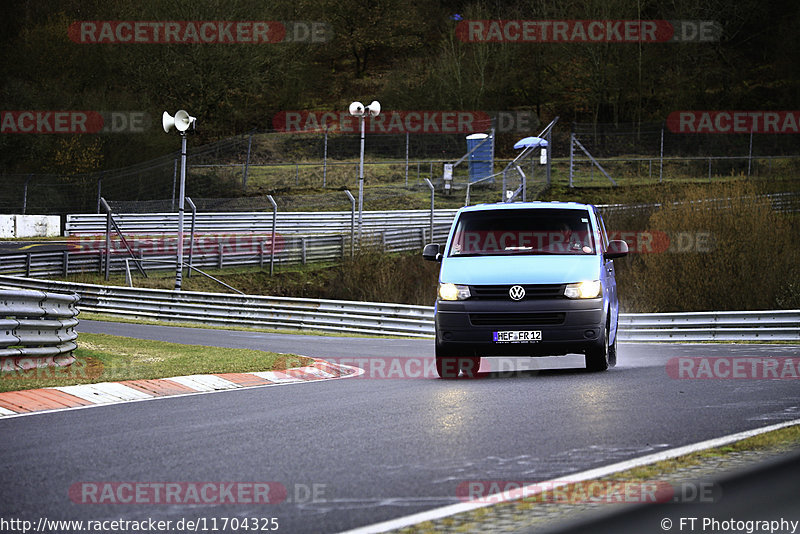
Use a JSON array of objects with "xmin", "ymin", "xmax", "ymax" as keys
[{"xmin": 466, "ymin": 133, "xmax": 493, "ymax": 182}]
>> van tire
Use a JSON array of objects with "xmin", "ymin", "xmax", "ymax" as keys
[
  {"xmin": 435, "ymin": 343, "xmax": 458, "ymax": 379},
  {"xmin": 462, "ymin": 357, "xmax": 481, "ymax": 378},
  {"xmin": 435, "ymin": 357, "xmax": 459, "ymax": 379},
  {"xmin": 608, "ymin": 324, "xmax": 618, "ymax": 368},
  {"xmin": 585, "ymin": 324, "xmax": 610, "ymax": 372}
]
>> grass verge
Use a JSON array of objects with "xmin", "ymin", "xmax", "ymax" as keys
[{"xmin": 0, "ymin": 332, "xmax": 313, "ymax": 393}]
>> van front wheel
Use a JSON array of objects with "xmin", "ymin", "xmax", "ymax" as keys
[{"xmin": 585, "ymin": 325, "xmax": 610, "ymax": 372}]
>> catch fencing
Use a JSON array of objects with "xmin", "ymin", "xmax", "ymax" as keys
[
  {"xmin": 0, "ymin": 276, "xmax": 797, "ymax": 342},
  {"xmin": 0, "ymin": 287, "xmax": 80, "ymax": 361}
]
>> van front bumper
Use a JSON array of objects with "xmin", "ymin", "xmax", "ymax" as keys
[{"xmin": 435, "ymin": 298, "xmax": 605, "ymax": 357}]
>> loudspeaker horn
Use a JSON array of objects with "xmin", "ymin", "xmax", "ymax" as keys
[
  {"xmin": 162, "ymin": 111, "xmax": 175, "ymax": 133},
  {"xmin": 162, "ymin": 110, "xmax": 196, "ymax": 133}
]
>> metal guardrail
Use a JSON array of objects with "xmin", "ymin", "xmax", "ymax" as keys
[
  {"xmin": 65, "ymin": 209, "xmax": 461, "ymax": 236},
  {"xmin": 0, "ymin": 288, "xmax": 80, "ymax": 360},
  {"xmin": 0, "ymin": 226, "xmax": 453, "ymax": 278},
  {"xmin": 63, "ymin": 191, "xmax": 800, "ymax": 236},
  {"xmin": 0, "ymin": 276, "xmax": 433, "ymax": 338},
  {"xmin": 0, "ymin": 276, "xmax": 797, "ymax": 342},
  {"xmin": 618, "ymin": 310, "xmax": 800, "ymax": 341}
]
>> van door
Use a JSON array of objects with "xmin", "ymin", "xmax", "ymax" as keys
[{"xmin": 595, "ymin": 209, "xmax": 618, "ymax": 338}]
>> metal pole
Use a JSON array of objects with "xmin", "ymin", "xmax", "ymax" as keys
[
  {"xmin": 96, "ymin": 174, "xmax": 103, "ymax": 213},
  {"xmin": 243, "ymin": 132, "xmax": 253, "ymax": 192},
  {"xmin": 405, "ymin": 132, "xmax": 409, "ymax": 187},
  {"xmin": 268, "ymin": 195, "xmax": 277, "ymax": 276},
  {"xmin": 171, "ymin": 158, "xmax": 178, "ymax": 211},
  {"xmin": 323, "ymin": 128, "xmax": 328, "ymax": 188},
  {"xmin": 104, "ymin": 201, "xmax": 111, "ymax": 281},
  {"xmin": 569, "ymin": 125, "xmax": 575, "ymax": 188},
  {"xmin": 358, "ymin": 115, "xmax": 365, "ymax": 243},
  {"xmin": 22, "ymin": 175, "xmax": 30, "ymax": 215},
  {"xmin": 175, "ymin": 134, "xmax": 187, "ymax": 291},
  {"xmin": 748, "ymin": 128, "xmax": 754, "ymax": 177},
  {"xmin": 659, "ymin": 122, "xmax": 664, "ymax": 183},
  {"xmin": 186, "ymin": 197, "xmax": 196, "ymax": 277},
  {"xmin": 344, "ymin": 189, "xmax": 355, "ymax": 257},
  {"xmin": 424, "ymin": 178, "xmax": 434, "ymax": 242},
  {"xmin": 546, "ymin": 126, "xmax": 552, "ymax": 186}
]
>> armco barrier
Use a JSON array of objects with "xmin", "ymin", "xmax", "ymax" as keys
[
  {"xmin": 63, "ymin": 192, "xmax": 800, "ymax": 236},
  {"xmin": 0, "ymin": 226, "xmax": 452, "ymax": 278},
  {"xmin": 65, "ymin": 209, "xmax": 461, "ymax": 236},
  {"xmin": 0, "ymin": 287, "xmax": 80, "ymax": 362},
  {"xmin": 0, "ymin": 276, "xmax": 798, "ymax": 342},
  {"xmin": 0, "ymin": 223, "xmax": 450, "ymax": 276}
]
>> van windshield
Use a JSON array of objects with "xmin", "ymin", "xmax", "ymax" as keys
[{"xmin": 448, "ymin": 208, "xmax": 596, "ymax": 256}]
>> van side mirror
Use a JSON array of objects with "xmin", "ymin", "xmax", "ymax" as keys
[
  {"xmin": 605, "ymin": 239, "xmax": 629, "ymax": 259},
  {"xmin": 422, "ymin": 243, "xmax": 442, "ymax": 262}
]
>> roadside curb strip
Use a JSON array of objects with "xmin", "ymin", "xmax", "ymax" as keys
[{"xmin": 0, "ymin": 358, "xmax": 362, "ymax": 418}]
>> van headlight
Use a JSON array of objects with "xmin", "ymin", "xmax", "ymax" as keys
[
  {"xmin": 564, "ymin": 280, "xmax": 601, "ymax": 299},
  {"xmin": 439, "ymin": 283, "xmax": 471, "ymax": 301}
]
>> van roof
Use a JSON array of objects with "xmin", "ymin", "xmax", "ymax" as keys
[{"xmin": 460, "ymin": 201, "xmax": 594, "ymax": 213}]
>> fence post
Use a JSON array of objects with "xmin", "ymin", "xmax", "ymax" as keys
[
  {"xmin": 104, "ymin": 203, "xmax": 111, "ymax": 281},
  {"xmin": 659, "ymin": 122, "xmax": 664, "ymax": 183},
  {"xmin": 96, "ymin": 174, "xmax": 103, "ymax": 213},
  {"xmin": 748, "ymin": 128, "xmax": 754, "ymax": 177},
  {"xmin": 323, "ymin": 128, "xmax": 328, "ymax": 188},
  {"xmin": 424, "ymin": 178, "xmax": 434, "ymax": 242},
  {"xmin": 25, "ymin": 253, "xmax": 32, "ymax": 277},
  {"xmin": 185, "ymin": 197, "xmax": 197, "ymax": 277},
  {"xmin": 569, "ymin": 123, "xmax": 575, "ymax": 188},
  {"xmin": 344, "ymin": 189, "xmax": 355, "ymax": 257},
  {"xmin": 22, "ymin": 175, "xmax": 31, "ymax": 215},
  {"xmin": 405, "ymin": 132, "xmax": 409, "ymax": 187},
  {"xmin": 218, "ymin": 243, "xmax": 224, "ymax": 269},
  {"xmin": 243, "ymin": 132, "xmax": 253, "ymax": 192},
  {"xmin": 301, "ymin": 237, "xmax": 307, "ymax": 265},
  {"xmin": 62, "ymin": 250, "xmax": 69, "ymax": 276},
  {"xmin": 267, "ymin": 194, "xmax": 277, "ymax": 276}
]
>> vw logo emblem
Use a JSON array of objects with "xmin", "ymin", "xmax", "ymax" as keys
[{"xmin": 509, "ymin": 285, "xmax": 526, "ymax": 301}]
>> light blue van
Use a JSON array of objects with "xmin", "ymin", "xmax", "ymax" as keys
[{"xmin": 423, "ymin": 201, "xmax": 628, "ymax": 378}]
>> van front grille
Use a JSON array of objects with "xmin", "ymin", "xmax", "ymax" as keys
[{"xmin": 469, "ymin": 284, "xmax": 565, "ymax": 300}]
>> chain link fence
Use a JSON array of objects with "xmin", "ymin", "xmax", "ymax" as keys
[{"xmin": 3, "ymin": 123, "xmax": 798, "ymax": 216}]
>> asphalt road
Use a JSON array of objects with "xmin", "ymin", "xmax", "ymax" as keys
[{"xmin": 1, "ymin": 320, "xmax": 798, "ymax": 533}]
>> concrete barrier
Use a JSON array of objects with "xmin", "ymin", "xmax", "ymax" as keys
[{"xmin": 0, "ymin": 215, "xmax": 61, "ymax": 238}]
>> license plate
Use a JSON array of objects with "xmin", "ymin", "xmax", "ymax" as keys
[{"xmin": 493, "ymin": 330, "xmax": 542, "ymax": 343}]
